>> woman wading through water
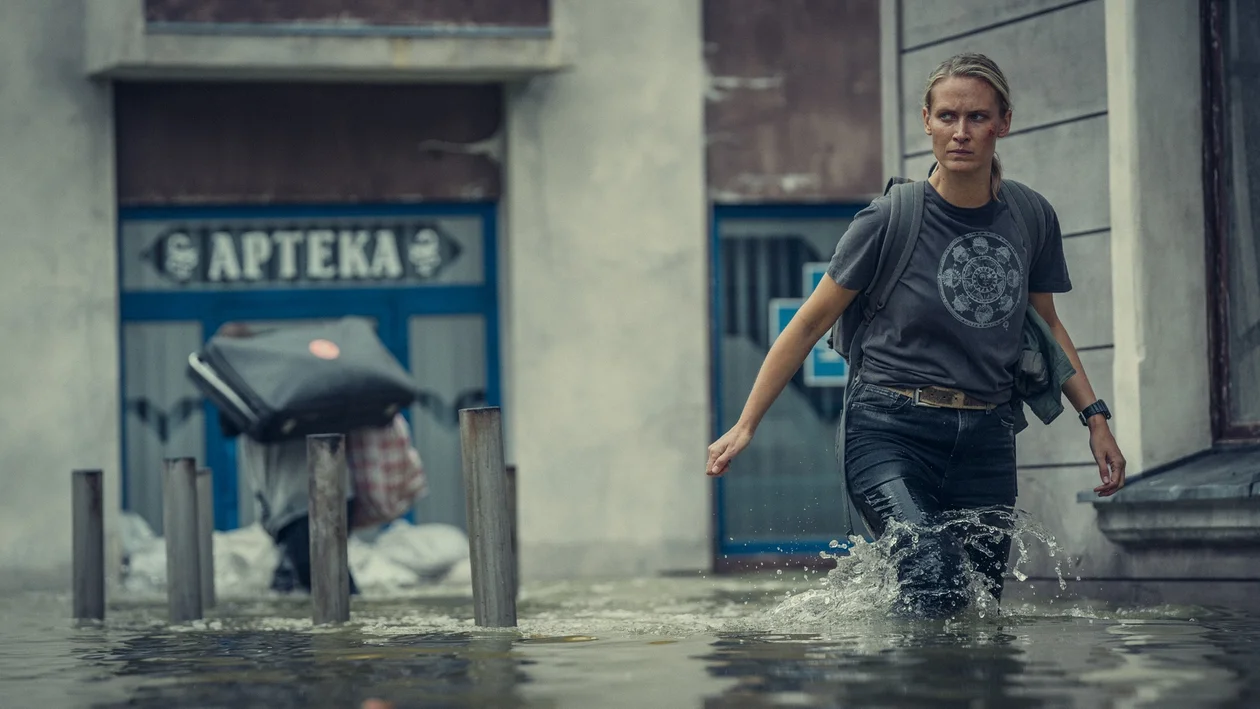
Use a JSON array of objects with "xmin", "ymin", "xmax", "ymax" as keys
[{"xmin": 706, "ymin": 53, "xmax": 1126, "ymax": 618}]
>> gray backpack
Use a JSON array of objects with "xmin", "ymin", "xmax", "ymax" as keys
[{"xmin": 826, "ymin": 175, "xmax": 1049, "ymax": 377}]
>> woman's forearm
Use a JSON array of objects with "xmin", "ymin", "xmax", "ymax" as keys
[
  {"xmin": 1030, "ymin": 293, "xmax": 1100, "ymax": 414},
  {"xmin": 1048, "ymin": 316, "xmax": 1099, "ymax": 414},
  {"xmin": 735, "ymin": 318, "xmax": 827, "ymax": 434},
  {"xmin": 732, "ymin": 279, "xmax": 859, "ymax": 435}
]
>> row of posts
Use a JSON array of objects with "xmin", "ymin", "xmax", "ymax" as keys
[{"xmin": 73, "ymin": 406, "xmax": 518, "ymax": 628}]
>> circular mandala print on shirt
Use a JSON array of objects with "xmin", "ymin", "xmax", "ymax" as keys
[{"xmin": 937, "ymin": 231, "xmax": 1024, "ymax": 329}]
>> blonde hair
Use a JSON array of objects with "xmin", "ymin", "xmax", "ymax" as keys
[{"xmin": 923, "ymin": 53, "xmax": 1012, "ymax": 197}]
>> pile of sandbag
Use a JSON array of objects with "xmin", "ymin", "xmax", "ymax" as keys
[{"xmin": 118, "ymin": 511, "xmax": 470, "ymax": 598}]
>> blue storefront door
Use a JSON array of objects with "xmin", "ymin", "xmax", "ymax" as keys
[
  {"xmin": 119, "ymin": 203, "xmax": 500, "ymax": 536},
  {"xmin": 710, "ymin": 204, "xmax": 866, "ymax": 562}
]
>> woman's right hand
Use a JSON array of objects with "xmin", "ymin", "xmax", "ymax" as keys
[{"xmin": 706, "ymin": 425, "xmax": 753, "ymax": 477}]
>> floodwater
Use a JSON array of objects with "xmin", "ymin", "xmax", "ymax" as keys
[{"xmin": 5, "ymin": 525, "xmax": 1260, "ymax": 708}]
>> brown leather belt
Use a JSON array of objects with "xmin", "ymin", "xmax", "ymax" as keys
[{"xmin": 877, "ymin": 384, "xmax": 996, "ymax": 411}]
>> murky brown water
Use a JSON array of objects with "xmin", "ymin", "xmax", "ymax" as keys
[{"xmin": 4, "ymin": 573, "xmax": 1260, "ymax": 708}]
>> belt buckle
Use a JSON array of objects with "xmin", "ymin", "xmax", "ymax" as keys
[{"xmin": 913, "ymin": 387, "xmax": 964, "ymax": 409}]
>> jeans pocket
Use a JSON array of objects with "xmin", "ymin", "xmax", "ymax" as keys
[
  {"xmin": 849, "ymin": 384, "xmax": 912, "ymax": 413},
  {"xmin": 996, "ymin": 405, "xmax": 1017, "ymax": 430}
]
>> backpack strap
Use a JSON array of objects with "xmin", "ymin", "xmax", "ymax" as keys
[
  {"xmin": 833, "ymin": 178, "xmax": 923, "ymax": 542},
  {"xmin": 998, "ymin": 179, "xmax": 1046, "ymax": 267},
  {"xmin": 840, "ymin": 179, "xmax": 925, "ymax": 376},
  {"xmin": 865, "ymin": 180, "xmax": 925, "ymax": 320}
]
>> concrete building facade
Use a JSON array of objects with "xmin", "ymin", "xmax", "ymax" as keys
[{"xmin": 2, "ymin": 0, "xmax": 884, "ymax": 589}]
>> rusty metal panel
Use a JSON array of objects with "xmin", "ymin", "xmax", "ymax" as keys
[
  {"xmin": 145, "ymin": 0, "xmax": 550, "ymax": 26},
  {"xmin": 115, "ymin": 83, "xmax": 502, "ymax": 206},
  {"xmin": 704, "ymin": 0, "xmax": 883, "ymax": 202}
]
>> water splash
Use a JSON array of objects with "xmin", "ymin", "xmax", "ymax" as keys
[{"xmin": 762, "ymin": 508, "xmax": 1065, "ymax": 629}]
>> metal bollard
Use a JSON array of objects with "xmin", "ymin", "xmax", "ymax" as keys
[
  {"xmin": 72, "ymin": 469, "xmax": 105, "ymax": 621},
  {"xmin": 459, "ymin": 407, "xmax": 517, "ymax": 628},
  {"xmin": 163, "ymin": 457, "xmax": 202, "ymax": 623},
  {"xmin": 308, "ymin": 434, "xmax": 350, "ymax": 625},
  {"xmin": 196, "ymin": 467, "xmax": 216, "ymax": 609}
]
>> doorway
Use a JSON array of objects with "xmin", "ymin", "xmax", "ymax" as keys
[
  {"xmin": 119, "ymin": 203, "xmax": 500, "ymax": 535},
  {"xmin": 710, "ymin": 204, "xmax": 863, "ymax": 564}
]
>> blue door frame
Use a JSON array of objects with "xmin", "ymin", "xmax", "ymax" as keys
[
  {"xmin": 119, "ymin": 202, "xmax": 501, "ymax": 531},
  {"xmin": 710, "ymin": 203, "xmax": 864, "ymax": 560}
]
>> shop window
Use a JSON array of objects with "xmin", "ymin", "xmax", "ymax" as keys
[{"xmin": 1205, "ymin": 0, "xmax": 1260, "ymax": 441}]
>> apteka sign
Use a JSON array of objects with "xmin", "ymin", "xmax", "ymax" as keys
[{"xmin": 143, "ymin": 224, "xmax": 461, "ymax": 285}]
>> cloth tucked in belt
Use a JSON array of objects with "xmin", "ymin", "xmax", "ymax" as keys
[{"xmin": 1011, "ymin": 308, "xmax": 1077, "ymax": 433}]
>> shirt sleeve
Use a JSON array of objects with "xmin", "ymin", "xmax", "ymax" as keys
[
  {"xmin": 1027, "ymin": 203, "xmax": 1073, "ymax": 293},
  {"xmin": 825, "ymin": 197, "xmax": 888, "ymax": 293}
]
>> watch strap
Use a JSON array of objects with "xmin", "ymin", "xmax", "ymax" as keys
[{"xmin": 1079, "ymin": 399, "xmax": 1111, "ymax": 426}]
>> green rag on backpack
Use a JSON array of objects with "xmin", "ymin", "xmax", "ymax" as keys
[{"xmin": 1010, "ymin": 307, "xmax": 1077, "ymax": 434}]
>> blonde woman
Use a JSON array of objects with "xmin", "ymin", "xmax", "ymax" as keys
[{"xmin": 706, "ymin": 53, "xmax": 1125, "ymax": 618}]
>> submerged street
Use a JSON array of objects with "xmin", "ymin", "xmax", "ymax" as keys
[{"xmin": 5, "ymin": 570, "xmax": 1260, "ymax": 708}]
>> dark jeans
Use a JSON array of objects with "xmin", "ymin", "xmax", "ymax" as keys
[
  {"xmin": 271, "ymin": 501, "xmax": 360, "ymax": 596},
  {"xmin": 843, "ymin": 381, "xmax": 1018, "ymax": 619}
]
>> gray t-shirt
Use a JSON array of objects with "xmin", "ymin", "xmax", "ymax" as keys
[{"xmin": 827, "ymin": 181, "xmax": 1072, "ymax": 403}]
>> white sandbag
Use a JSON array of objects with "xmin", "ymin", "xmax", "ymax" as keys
[
  {"xmin": 116, "ymin": 514, "xmax": 467, "ymax": 598},
  {"xmin": 370, "ymin": 522, "xmax": 470, "ymax": 581},
  {"xmin": 119, "ymin": 512, "xmax": 279, "ymax": 597}
]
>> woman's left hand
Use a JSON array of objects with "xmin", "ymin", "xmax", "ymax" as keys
[{"xmin": 1089, "ymin": 425, "xmax": 1126, "ymax": 496}]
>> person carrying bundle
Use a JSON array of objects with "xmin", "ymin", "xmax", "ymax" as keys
[{"xmin": 200, "ymin": 320, "xmax": 427, "ymax": 594}]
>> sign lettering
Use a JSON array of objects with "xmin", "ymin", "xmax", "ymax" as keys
[
  {"xmin": 339, "ymin": 231, "xmax": 371, "ymax": 279},
  {"xmin": 143, "ymin": 224, "xmax": 461, "ymax": 286}
]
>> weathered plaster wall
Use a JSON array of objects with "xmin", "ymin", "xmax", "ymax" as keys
[
  {"xmin": 705, "ymin": 0, "xmax": 883, "ymax": 203},
  {"xmin": 1106, "ymin": 0, "xmax": 1211, "ymax": 477},
  {"xmin": 506, "ymin": 0, "xmax": 710, "ymax": 578},
  {"xmin": 143, "ymin": 0, "xmax": 551, "ymax": 26},
  {"xmin": 0, "ymin": 1, "xmax": 120, "ymax": 590},
  {"xmin": 115, "ymin": 83, "xmax": 503, "ymax": 205}
]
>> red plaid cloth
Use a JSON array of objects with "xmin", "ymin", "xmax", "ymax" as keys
[{"xmin": 346, "ymin": 414, "xmax": 427, "ymax": 529}]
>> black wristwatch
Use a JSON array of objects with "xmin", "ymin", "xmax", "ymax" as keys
[{"xmin": 1079, "ymin": 399, "xmax": 1111, "ymax": 426}]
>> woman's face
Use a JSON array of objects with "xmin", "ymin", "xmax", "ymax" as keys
[{"xmin": 922, "ymin": 76, "xmax": 1011, "ymax": 177}]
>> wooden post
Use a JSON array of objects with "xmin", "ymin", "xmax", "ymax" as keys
[
  {"xmin": 72, "ymin": 469, "xmax": 105, "ymax": 621},
  {"xmin": 196, "ymin": 467, "xmax": 216, "ymax": 609},
  {"xmin": 163, "ymin": 457, "xmax": 202, "ymax": 623},
  {"xmin": 505, "ymin": 464, "xmax": 519, "ymax": 600},
  {"xmin": 308, "ymin": 434, "xmax": 350, "ymax": 625},
  {"xmin": 459, "ymin": 407, "xmax": 517, "ymax": 628}
]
